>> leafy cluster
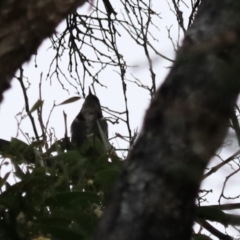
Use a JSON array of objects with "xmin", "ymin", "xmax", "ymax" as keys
[{"xmin": 0, "ymin": 136, "xmax": 122, "ymax": 240}]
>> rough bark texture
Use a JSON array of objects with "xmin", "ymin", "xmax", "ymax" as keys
[
  {"xmin": 94, "ymin": 1, "xmax": 240, "ymax": 240},
  {"xmin": 0, "ymin": 0, "xmax": 87, "ymax": 102}
]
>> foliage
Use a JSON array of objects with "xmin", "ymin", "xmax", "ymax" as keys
[
  {"xmin": 1, "ymin": 0, "xmax": 240, "ymax": 240},
  {"xmin": 0, "ymin": 136, "xmax": 122, "ymax": 240}
]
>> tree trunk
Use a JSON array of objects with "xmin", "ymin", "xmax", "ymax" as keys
[
  {"xmin": 0, "ymin": 0, "xmax": 87, "ymax": 103},
  {"xmin": 94, "ymin": 1, "xmax": 240, "ymax": 240}
]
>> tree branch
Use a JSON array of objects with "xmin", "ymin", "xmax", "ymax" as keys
[
  {"xmin": 0, "ymin": 0, "xmax": 87, "ymax": 103},
  {"xmin": 196, "ymin": 220, "xmax": 232, "ymax": 240},
  {"xmin": 94, "ymin": 1, "xmax": 240, "ymax": 239},
  {"xmin": 203, "ymin": 149, "xmax": 240, "ymax": 179}
]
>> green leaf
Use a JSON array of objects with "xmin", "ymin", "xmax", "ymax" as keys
[
  {"xmin": 7, "ymin": 138, "xmax": 36, "ymax": 164},
  {"xmin": 44, "ymin": 192, "xmax": 100, "ymax": 208},
  {"xmin": 192, "ymin": 234, "xmax": 214, "ymax": 240},
  {"xmin": 30, "ymin": 99, "xmax": 44, "ymax": 113},
  {"xmin": 109, "ymin": 154, "xmax": 123, "ymax": 169},
  {"xmin": 90, "ymin": 154, "xmax": 117, "ymax": 173},
  {"xmin": 14, "ymin": 163, "xmax": 27, "ymax": 180},
  {"xmin": 47, "ymin": 150, "xmax": 84, "ymax": 174},
  {"xmin": 56, "ymin": 96, "xmax": 81, "ymax": 106},
  {"xmin": 46, "ymin": 137, "xmax": 72, "ymax": 154},
  {"xmin": 0, "ymin": 138, "xmax": 10, "ymax": 153},
  {"xmin": 37, "ymin": 221, "xmax": 84, "ymax": 240},
  {"xmin": 10, "ymin": 138, "xmax": 29, "ymax": 150},
  {"xmin": 0, "ymin": 181, "xmax": 23, "ymax": 210},
  {"xmin": 31, "ymin": 139, "xmax": 45, "ymax": 148},
  {"xmin": 0, "ymin": 172, "xmax": 11, "ymax": 188},
  {"xmin": 95, "ymin": 168, "xmax": 120, "ymax": 191},
  {"xmin": 50, "ymin": 150, "xmax": 83, "ymax": 164},
  {"xmin": 44, "ymin": 210, "xmax": 97, "ymax": 234},
  {"xmin": 31, "ymin": 166, "xmax": 46, "ymax": 176}
]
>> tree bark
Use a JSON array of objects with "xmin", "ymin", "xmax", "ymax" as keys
[
  {"xmin": 0, "ymin": 0, "xmax": 87, "ymax": 102},
  {"xmin": 94, "ymin": 1, "xmax": 240, "ymax": 240}
]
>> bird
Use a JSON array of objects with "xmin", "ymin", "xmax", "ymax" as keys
[{"xmin": 71, "ymin": 88, "xmax": 108, "ymax": 148}]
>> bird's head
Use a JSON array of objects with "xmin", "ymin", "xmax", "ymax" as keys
[{"xmin": 80, "ymin": 88, "xmax": 103, "ymax": 121}]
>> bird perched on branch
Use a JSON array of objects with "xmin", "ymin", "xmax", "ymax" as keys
[{"xmin": 71, "ymin": 89, "xmax": 108, "ymax": 148}]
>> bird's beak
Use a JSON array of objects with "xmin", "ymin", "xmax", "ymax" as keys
[{"xmin": 89, "ymin": 87, "xmax": 92, "ymax": 95}]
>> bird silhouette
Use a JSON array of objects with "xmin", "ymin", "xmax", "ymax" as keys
[{"xmin": 71, "ymin": 89, "xmax": 108, "ymax": 148}]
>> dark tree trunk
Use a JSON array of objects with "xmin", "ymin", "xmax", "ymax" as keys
[
  {"xmin": 0, "ymin": 0, "xmax": 87, "ymax": 103},
  {"xmin": 94, "ymin": 1, "xmax": 240, "ymax": 240}
]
